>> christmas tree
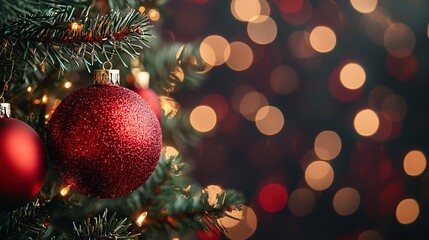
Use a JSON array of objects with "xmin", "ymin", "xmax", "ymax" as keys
[{"xmin": 0, "ymin": 0, "xmax": 244, "ymax": 239}]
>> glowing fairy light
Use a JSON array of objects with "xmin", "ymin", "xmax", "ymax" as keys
[
  {"xmin": 64, "ymin": 81, "xmax": 72, "ymax": 89},
  {"xmin": 42, "ymin": 94, "xmax": 48, "ymax": 104},
  {"xmin": 71, "ymin": 22, "xmax": 82, "ymax": 31},
  {"xmin": 60, "ymin": 185, "xmax": 71, "ymax": 196},
  {"xmin": 136, "ymin": 211, "xmax": 148, "ymax": 227}
]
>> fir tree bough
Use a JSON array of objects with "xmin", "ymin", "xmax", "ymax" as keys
[{"xmin": 0, "ymin": 0, "xmax": 245, "ymax": 239}]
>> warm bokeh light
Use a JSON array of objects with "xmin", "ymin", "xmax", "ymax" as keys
[
  {"xmin": 231, "ymin": 0, "xmax": 261, "ymax": 22},
  {"xmin": 163, "ymin": 146, "xmax": 179, "ymax": 159},
  {"xmin": 288, "ymin": 31, "xmax": 316, "ymax": 58},
  {"xmin": 135, "ymin": 211, "xmax": 148, "ymax": 227},
  {"xmin": 396, "ymin": 199, "xmax": 419, "ymax": 224},
  {"xmin": 190, "ymin": 105, "xmax": 217, "ymax": 133},
  {"xmin": 218, "ymin": 206, "xmax": 257, "ymax": 240},
  {"xmin": 381, "ymin": 94, "xmax": 407, "ymax": 121},
  {"xmin": 247, "ymin": 16, "xmax": 277, "ymax": 45},
  {"xmin": 368, "ymin": 86, "xmax": 393, "ymax": 110},
  {"xmin": 232, "ymin": 85, "xmax": 254, "ymax": 113},
  {"xmin": 204, "ymin": 185, "xmax": 225, "ymax": 206},
  {"xmin": 354, "ymin": 109, "xmax": 379, "ymax": 136},
  {"xmin": 361, "ymin": 10, "xmax": 391, "ymax": 45},
  {"xmin": 239, "ymin": 91, "xmax": 268, "ymax": 121},
  {"xmin": 199, "ymin": 42, "xmax": 216, "ymax": 67},
  {"xmin": 258, "ymin": 0, "xmax": 271, "ymax": 19},
  {"xmin": 384, "ymin": 23, "xmax": 415, "ymax": 58},
  {"xmin": 255, "ymin": 106, "xmax": 284, "ymax": 136},
  {"xmin": 148, "ymin": 9, "xmax": 160, "ymax": 21},
  {"xmin": 27, "ymin": 86, "xmax": 32, "ymax": 92},
  {"xmin": 201, "ymin": 35, "xmax": 231, "ymax": 66},
  {"xmin": 258, "ymin": 183, "xmax": 288, "ymax": 212},
  {"xmin": 226, "ymin": 41, "xmax": 253, "ymax": 71},
  {"xmin": 309, "ymin": 26, "xmax": 336, "ymax": 53},
  {"xmin": 137, "ymin": 71, "xmax": 150, "ymax": 87},
  {"xmin": 340, "ymin": 63, "xmax": 366, "ymax": 90},
  {"xmin": 138, "ymin": 6, "xmax": 146, "ymax": 13},
  {"xmin": 350, "ymin": 0, "xmax": 378, "ymax": 13},
  {"xmin": 305, "ymin": 161, "xmax": 334, "ymax": 191},
  {"xmin": 403, "ymin": 150, "xmax": 426, "ymax": 177},
  {"xmin": 288, "ymin": 188, "xmax": 315, "ymax": 217},
  {"xmin": 60, "ymin": 185, "xmax": 71, "ymax": 196},
  {"xmin": 358, "ymin": 230, "xmax": 383, "ymax": 240},
  {"xmin": 275, "ymin": 0, "xmax": 304, "ymax": 14},
  {"xmin": 314, "ymin": 131, "xmax": 341, "ymax": 160},
  {"xmin": 333, "ymin": 187, "xmax": 360, "ymax": 216},
  {"xmin": 64, "ymin": 81, "xmax": 72, "ymax": 89},
  {"xmin": 270, "ymin": 65, "xmax": 299, "ymax": 95}
]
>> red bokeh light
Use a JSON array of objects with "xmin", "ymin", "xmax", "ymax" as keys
[
  {"xmin": 280, "ymin": 0, "xmax": 312, "ymax": 26},
  {"xmin": 386, "ymin": 54, "xmax": 418, "ymax": 81},
  {"xmin": 201, "ymin": 94, "xmax": 229, "ymax": 121},
  {"xmin": 258, "ymin": 183, "xmax": 288, "ymax": 212},
  {"xmin": 192, "ymin": 0, "xmax": 209, "ymax": 4},
  {"xmin": 275, "ymin": 0, "xmax": 304, "ymax": 14}
]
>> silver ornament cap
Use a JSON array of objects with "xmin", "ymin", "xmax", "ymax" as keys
[
  {"xmin": 0, "ymin": 103, "xmax": 11, "ymax": 118},
  {"xmin": 94, "ymin": 61, "xmax": 120, "ymax": 85}
]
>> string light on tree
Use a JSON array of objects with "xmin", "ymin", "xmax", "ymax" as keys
[
  {"xmin": 135, "ymin": 211, "xmax": 148, "ymax": 227},
  {"xmin": 71, "ymin": 22, "xmax": 82, "ymax": 31},
  {"xmin": 60, "ymin": 185, "xmax": 71, "ymax": 197}
]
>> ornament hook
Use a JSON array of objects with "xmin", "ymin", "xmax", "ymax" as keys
[{"xmin": 102, "ymin": 61, "xmax": 113, "ymax": 70}]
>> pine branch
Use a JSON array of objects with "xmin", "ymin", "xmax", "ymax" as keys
[
  {"xmin": 0, "ymin": 199, "xmax": 49, "ymax": 239},
  {"xmin": 107, "ymin": 0, "xmax": 168, "ymax": 11},
  {"xmin": 0, "ymin": 7, "xmax": 153, "ymax": 79},
  {"xmin": 143, "ymin": 42, "xmax": 207, "ymax": 94},
  {"xmin": 72, "ymin": 210, "xmax": 140, "ymax": 239},
  {"xmin": 161, "ymin": 108, "xmax": 201, "ymax": 149},
  {"xmin": 134, "ymin": 154, "xmax": 244, "ymax": 239},
  {"xmin": 0, "ymin": 0, "xmax": 88, "ymax": 25}
]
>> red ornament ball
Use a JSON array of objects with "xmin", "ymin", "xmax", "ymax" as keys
[
  {"xmin": 47, "ymin": 84, "xmax": 162, "ymax": 198},
  {"xmin": 0, "ymin": 118, "xmax": 46, "ymax": 211},
  {"xmin": 135, "ymin": 88, "xmax": 161, "ymax": 120}
]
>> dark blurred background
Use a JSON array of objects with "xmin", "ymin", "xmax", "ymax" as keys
[{"xmin": 161, "ymin": 0, "xmax": 429, "ymax": 239}]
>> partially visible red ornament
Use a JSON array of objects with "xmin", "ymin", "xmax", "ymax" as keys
[
  {"xmin": 0, "ymin": 103, "xmax": 46, "ymax": 211},
  {"xmin": 135, "ymin": 88, "xmax": 161, "ymax": 119},
  {"xmin": 47, "ymin": 66, "xmax": 162, "ymax": 198},
  {"xmin": 133, "ymin": 71, "xmax": 161, "ymax": 119}
]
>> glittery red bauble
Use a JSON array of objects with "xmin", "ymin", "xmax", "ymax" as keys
[
  {"xmin": 47, "ymin": 84, "xmax": 162, "ymax": 198},
  {"xmin": 0, "ymin": 118, "xmax": 46, "ymax": 211},
  {"xmin": 135, "ymin": 88, "xmax": 161, "ymax": 119}
]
